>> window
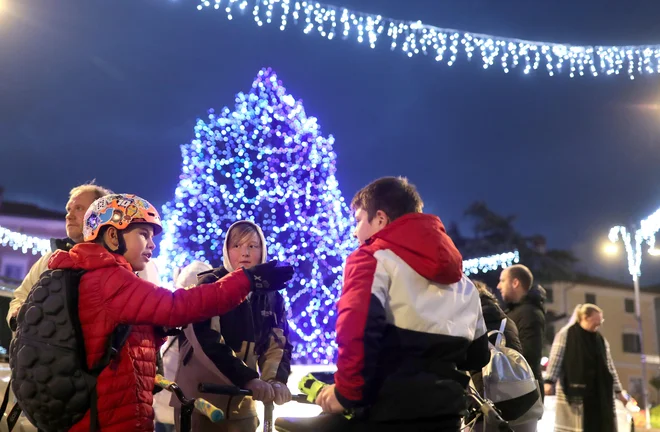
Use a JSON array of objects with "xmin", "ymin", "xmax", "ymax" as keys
[
  {"xmin": 585, "ymin": 293, "xmax": 596, "ymax": 304},
  {"xmin": 623, "ymin": 333, "xmax": 641, "ymax": 353},
  {"xmin": 545, "ymin": 286, "xmax": 554, "ymax": 303},
  {"xmin": 0, "ymin": 257, "xmax": 27, "ymax": 281},
  {"xmin": 625, "ymin": 298, "xmax": 635, "ymax": 314}
]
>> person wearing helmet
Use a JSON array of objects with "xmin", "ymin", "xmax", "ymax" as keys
[{"xmin": 47, "ymin": 194, "xmax": 294, "ymax": 432}]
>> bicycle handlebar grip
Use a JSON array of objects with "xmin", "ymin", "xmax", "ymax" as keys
[
  {"xmin": 199, "ymin": 383, "xmax": 252, "ymax": 397},
  {"xmin": 155, "ymin": 374, "xmax": 174, "ymax": 389},
  {"xmin": 194, "ymin": 398, "xmax": 225, "ymax": 423},
  {"xmin": 291, "ymin": 394, "xmax": 315, "ymax": 404}
]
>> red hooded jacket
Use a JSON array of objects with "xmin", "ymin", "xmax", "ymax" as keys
[
  {"xmin": 333, "ymin": 213, "xmax": 489, "ymax": 418},
  {"xmin": 48, "ymin": 243, "xmax": 251, "ymax": 432}
]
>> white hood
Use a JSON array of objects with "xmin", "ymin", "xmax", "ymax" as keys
[
  {"xmin": 222, "ymin": 220, "xmax": 268, "ymax": 272},
  {"xmin": 175, "ymin": 260, "xmax": 213, "ymax": 289}
]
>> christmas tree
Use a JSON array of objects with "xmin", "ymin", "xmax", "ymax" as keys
[{"xmin": 158, "ymin": 68, "xmax": 356, "ymax": 363}]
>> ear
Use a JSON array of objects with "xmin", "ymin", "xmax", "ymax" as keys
[
  {"xmin": 103, "ymin": 227, "xmax": 120, "ymax": 252},
  {"xmin": 374, "ymin": 210, "xmax": 389, "ymax": 227}
]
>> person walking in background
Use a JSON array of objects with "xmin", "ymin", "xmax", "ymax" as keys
[{"xmin": 545, "ymin": 304, "xmax": 627, "ymax": 432}]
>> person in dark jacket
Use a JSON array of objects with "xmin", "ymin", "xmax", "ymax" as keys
[
  {"xmin": 471, "ymin": 280, "xmax": 539, "ymax": 432},
  {"xmin": 472, "ymin": 280, "xmax": 522, "ymax": 352},
  {"xmin": 497, "ymin": 265, "xmax": 546, "ymax": 395},
  {"xmin": 172, "ymin": 220, "xmax": 292, "ymax": 432}
]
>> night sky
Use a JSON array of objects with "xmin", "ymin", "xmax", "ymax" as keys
[{"xmin": 3, "ymin": 0, "xmax": 660, "ymax": 283}]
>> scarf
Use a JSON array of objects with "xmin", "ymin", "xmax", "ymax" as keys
[{"xmin": 562, "ymin": 323, "xmax": 615, "ymax": 432}]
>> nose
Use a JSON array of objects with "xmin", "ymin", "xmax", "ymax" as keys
[
  {"xmin": 241, "ymin": 246, "xmax": 251, "ymax": 256},
  {"xmin": 146, "ymin": 237, "xmax": 156, "ymax": 251},
  {"xmin": 66, "ymin": 212, "xmax": 75, "ymax": 221}
]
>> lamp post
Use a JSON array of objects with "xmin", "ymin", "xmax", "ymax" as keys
[{"xmin": 609, "ymin": 211, "xmax": 660, "ymax": 430}]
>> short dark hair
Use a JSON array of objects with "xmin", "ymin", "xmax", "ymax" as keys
[
  {"xmin": 507, "ymin": 264, "xmax": 534, "ymax": 291},
  {"xmin": 351, "ymin": 177, "xmax": 423, "ymax": 222}
]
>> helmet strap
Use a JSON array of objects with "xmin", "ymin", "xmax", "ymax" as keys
[{"xmin": 101, "ymin": 229, "xmax": 127, "ymax": 256}]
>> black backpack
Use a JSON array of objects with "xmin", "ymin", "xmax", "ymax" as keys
[{"xmin": 5, "ymin": 269, "xmax": 131, "ymax": 432}]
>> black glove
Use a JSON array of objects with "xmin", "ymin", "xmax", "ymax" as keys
[{"xmin": 243, "ymin": 260, "xmax": 294, "ymax": 292}]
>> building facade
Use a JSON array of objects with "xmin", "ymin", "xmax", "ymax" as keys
[
  {"xmin": 545, "ymin": 277, "xmax": 660, "ymax": 405},
  {"xmin": 0, "ymin": 197, "xmax": 65, "ymax": 351}
]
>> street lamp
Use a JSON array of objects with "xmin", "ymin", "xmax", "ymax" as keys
[{"xmin": 609, "ymin": 208, "xmax": 660, "ymax": 430}]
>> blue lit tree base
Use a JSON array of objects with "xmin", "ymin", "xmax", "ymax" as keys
[{"xmin": 159, "ymin": 68, "xmax": 356, "ymax": 363}]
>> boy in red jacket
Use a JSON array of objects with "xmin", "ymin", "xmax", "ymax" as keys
[
  {"xmin": 316, "ymin": 177, "xmax": 489, "ymax": 432},
  {"xmin": 47, "ymin": 194, "xmax": 293, "ymax": 432}
]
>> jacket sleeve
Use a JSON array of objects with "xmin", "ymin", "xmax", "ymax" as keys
[
  {"xmin": 545, "ymin": 327, "xmax": 567, "ymax": 384},
  {"xmin": 505, "ymin": 319, "xmax": 524, "ymax": 354},
  {"xmin": 258, "ymin": 293, "xmax": 292, "ymax": 384},
  {"xmin": 516, "ymin": 306, "xmax": 545, "ymax": 379},
  {"xmin": 193, "ymin": 319, "xmax": 259, "ymax": 387},
  {"xmin": 334, "ymin": 249, "xmax": 389, "ymax": 409},
  {"xmin": 457, "ymin": 293, "xmax": 490, "ymax": 372},
  {"xmin": 99, "ymin": 266, "xmax": 251, "ymax": 328},
  {"xmin": 7, "ymin": 253, "xmax": 51, "ymax": 326}
]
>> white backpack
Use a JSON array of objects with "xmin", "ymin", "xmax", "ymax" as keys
[{"xmin": 482, "ymin": 319, "xmax": 544, "ymax": 424}]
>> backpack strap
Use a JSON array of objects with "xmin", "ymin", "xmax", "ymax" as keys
[
  {"xmin": 0, "ymin": 381, "xmax": 22, "ymax": 432},
  {"xmin": 0, "ymin": 378, "xmax": 15, "ymax": 430},
  {"xmin": 486, "ymin": 318, "xmax": 508, "ymax": 348},
  {"xmin": 496, "ymin": 318, "xmax": 507, "ymax": 347}
]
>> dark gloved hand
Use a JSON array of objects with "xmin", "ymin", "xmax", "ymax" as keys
[{"xmin": 243, "ymin": 260, "xmax": 294, "ymax": 292}]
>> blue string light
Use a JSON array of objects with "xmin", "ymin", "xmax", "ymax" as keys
[{"xmin": 196, "ymin": 0, "xmax": 660, "ymax": 79}]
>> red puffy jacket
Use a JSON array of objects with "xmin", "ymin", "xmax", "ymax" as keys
[{"xmin": 48, "ymin": 243, "xmax": 251, "ymax": 432}]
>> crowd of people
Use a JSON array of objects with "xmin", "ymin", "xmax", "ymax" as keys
[{"xmin": 5, "ymin": 177, "xmax": 628, "ymax": 432}]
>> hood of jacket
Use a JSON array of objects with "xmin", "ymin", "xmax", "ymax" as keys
[
  {"xmin": 368, "ymin": 213, "xmax": 463, "ymax": 285},
  {"xmin": 508, "ymin": 284, "xmax": 546, "ymax": 312}
]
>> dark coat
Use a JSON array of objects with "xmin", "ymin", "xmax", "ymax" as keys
[{"xmin": 505, "ymin": 285, "xmax": 546, "ymax": 383}]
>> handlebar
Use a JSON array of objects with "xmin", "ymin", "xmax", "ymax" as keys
[
  {"xmin": 198, "ymin": 383, "xmax": 253, "ymax": 397},
  {"xmin": 198, "ymin": 383, "xmax": 315, "ymax": 405},
  {"xmin": 155, "ymin": 375, "xmax": 225, "ymax": 423},
  {"xmin": 465, "ymin": 386, "xmax": 512, "ymax": 432}
]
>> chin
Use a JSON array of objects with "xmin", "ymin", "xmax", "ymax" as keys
[
  {"xmin": 67, "ymin": 231, "xmax": 82, "ymax": 242},
  {"xmin": 131, "ymin": 263, "xmax": 146, "ymax": 272}
]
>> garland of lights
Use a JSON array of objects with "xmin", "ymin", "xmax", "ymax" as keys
[
  {"xmin": 197, "ymin": 0, "xmax": 660, "ymax": 79},
  {"xmin": 2, "ymin": 219, "xmax": 520, "ymax": 277},
  {"xmin": 463, "ymin": 250, "xmax": 519, "ymax": 276},
  {"xmin": 0, "ymin": 225, "xmax": 51, "ymax": 256},
  {"xmin": 609, "ymin": 206, "xmax": 660, "ymax": 277}
]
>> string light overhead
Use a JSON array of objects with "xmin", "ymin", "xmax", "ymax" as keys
[
  {"xmin": 0, "ymin": 225, "xmax": 51, "ymax": 256},
  {"xmin": 197, "ymin": 0, "xmax": 660, "ymax": 79},
  {"xmin": 463, "ymin": 250, "xmax": 519, "ymax": 276}
]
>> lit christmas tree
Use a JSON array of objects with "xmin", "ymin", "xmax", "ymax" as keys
[{"xmin": 158, "ymin": 68, "xmax": 356, "ymax": 363}]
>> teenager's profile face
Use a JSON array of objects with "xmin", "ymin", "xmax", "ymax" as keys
[
  {"xmin": 121, "ymin": 223, "xmax": 156, "ymax": 272},
  {"xmin": 353, "ymin": 208, "xmax": 387, "ymax": 245}
]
